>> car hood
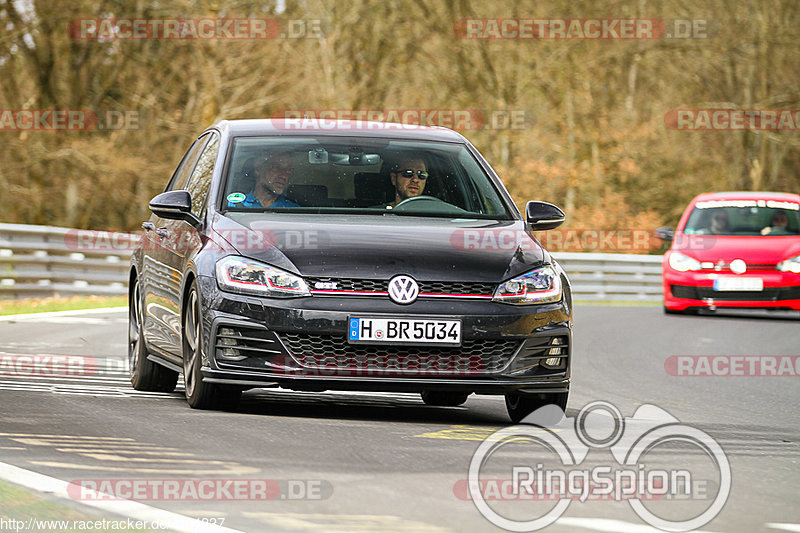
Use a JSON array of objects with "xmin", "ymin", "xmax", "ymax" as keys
[
  {"xmin": 673, "ymin": 233, "xmax": 800, "ymax": 264},
  {"xmin": 211, "ymin": 213, "xmax": 547, "ymax": 282}
]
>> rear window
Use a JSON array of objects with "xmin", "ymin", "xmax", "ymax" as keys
[
  {"xmin": 219, "ymin": 136, "xmax": 513, "ymax": 220},
  {"xmin": 683, "ymin": 199, "xmax": 800, "ymax": 236}
]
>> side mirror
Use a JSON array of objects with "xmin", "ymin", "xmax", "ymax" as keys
[
  {"xmin": 655, "ymin": 226, "xmax": 674, "ymax": 241},
  {"xmin": 149, "ymin": 190, "xmax": 201, "ymax": 226},
  {"xmin": 525, "ymin": 201, "xmax": 565, "ymax": 230}
]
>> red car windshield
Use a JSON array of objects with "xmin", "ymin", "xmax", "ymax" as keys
[{"xmin": 683, "ymin": 201, "xmax": 800, "ymax": 236}]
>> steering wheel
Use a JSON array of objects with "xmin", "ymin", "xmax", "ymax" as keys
[
  {"xmin": 392, "ymin": 195, "xmax": 469, "ymax": 215},
  {"xmin": 393, "ymin": 195, "xmax": 442, "ymax": 209}
]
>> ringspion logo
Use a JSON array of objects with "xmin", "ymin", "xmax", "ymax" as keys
[{"xmin": 466, "ymin": 401, "xmax": 730, "ymax": 531}]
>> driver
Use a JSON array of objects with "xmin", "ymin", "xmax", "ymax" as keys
[
  {"xmin": 387, "ymin": 156, "xmax": 429, "ymax": 208},
  {"xmin": 761, "ymin": 210, "xmax": 790, "ymax": 235}
]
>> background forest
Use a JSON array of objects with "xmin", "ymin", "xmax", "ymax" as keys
[{"xmin": 1, "ymin": 0, "xmax": 798, "ymax": 238}]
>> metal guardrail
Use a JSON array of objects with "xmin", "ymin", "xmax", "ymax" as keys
[
  {"xmin": 0, "ymin": 223, "xmax": 665, "ymax": 302},
  {"xmin": 0, "ymin": 223, "xmax": 133, "ymax": 299},
  {"xmin": 553, "ymin": 252, "xmax": 663, "ymax": 302}
]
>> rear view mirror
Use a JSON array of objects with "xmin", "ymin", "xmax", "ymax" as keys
[
  {"xmin": 525, "ymin": 201, "xmax": 565, "ymax": 230},
  {"xmin": 308, "ymin": 148, "xmax": 328, "ymax": 164},
  {"xmin": 655, "ymin": 227, "xmax": 674, "ymax": 241},
  {"xmin": 149, "ymin": 190, "xmax": 201, "ymax": 227},
  {"xmin": 328, "ymin": 152, "xmax": 381, "ymax": 166}
]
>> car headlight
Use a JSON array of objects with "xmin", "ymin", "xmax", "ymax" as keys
[
  {"xmin": 216, "ymin": 256, "xmax": 310, "ymax": 298},
  {"xmin": 668, "ymin": 252, "xmax": 702, "ymax": 272},
  {"xmin": 777, "ymin": 255, "xmax": 800, "ymax": 273},
  {"xmin": 493, "ymin": 265, "xmax": 562, "ymax": 304}
]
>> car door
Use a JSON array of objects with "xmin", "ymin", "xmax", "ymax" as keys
[
  {"xmin": 142, "ymin": 134, "xmax": 210, "ymax": 357},
  {"xmin": 157, "ymin": 132, "xmax": 221, "ymax": 357}
]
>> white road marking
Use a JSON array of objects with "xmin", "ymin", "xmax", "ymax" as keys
[
  {"xmin": 1, "ymin": 317, "xmax": 129, "ymax": 325},
  {"xmin": 555, "ymin": 517, "xmax": 727, "ymax": 532},
  {"xmin": 2, "ymin": 433, "xmax": 259, "ymax": 475},
  {"xmin": 0, "ymin": 461, "xmax": 245, "ymax": 533},
  {"xmin": 242, "ymin": 512, "xmax": 452, "ymax": 532},
  {"xmin": 28, "ymin": 461, "xmax": 260, "ymax": 475},
  {"xmin": 767, "ymin": 524, "xmax": 800, "ymax": 532},
  {"xmin": 0, "ymin": 379, "xmax": 181, "ymax": 398},
  {"xmin": 0, "ymin": 306, "xmax": 127, "ymax": 321}
]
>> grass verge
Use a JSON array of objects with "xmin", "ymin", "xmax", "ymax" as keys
[
  {"xmin": 0, "ymin": 296, "xmax": 127, "ymax": 316},
  {"xmin": 0, "ymin": 479, "xmax": 178, "ymax": 532},
  {"xmin": 574, "ymin": 300, "xmax": 661, "ymax": 307}
]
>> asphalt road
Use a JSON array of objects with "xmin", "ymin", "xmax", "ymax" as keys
[{"xmin": 0, "ymin": 305, "xmax": 798, "ymax": 533}]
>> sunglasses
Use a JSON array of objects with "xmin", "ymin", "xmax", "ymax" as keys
[{"xmin": 397, "ymin": 169, "xmax": 429, "ymax": 180}]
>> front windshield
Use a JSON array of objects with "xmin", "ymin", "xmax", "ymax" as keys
[
  {"xmin": 683, "ymin": 199, "xmax": 800, "ymax": 236},
  {"xmin": 220, "ymin": 136, "xmax": 513, "ymax": 219}
]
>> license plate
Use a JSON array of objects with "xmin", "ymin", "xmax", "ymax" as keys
[
  {"xmin": 713, "ymin": 277, "xmax": 764, "ymax": 291},
  {"xmin": 348, "ymin": 317, "xmax": 461, "ymax": 345}
]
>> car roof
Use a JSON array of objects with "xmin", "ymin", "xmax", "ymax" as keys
[
  {"xmin": 207, "ymin": 119, "xmax": 468, "ymax": 142},
  {"xmin": 691, "ymin": 191, "xmax": 800, "ymax": 203}
]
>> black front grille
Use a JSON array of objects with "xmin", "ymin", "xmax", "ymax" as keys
[
  {"xmin": 306, "ymin": 277, "xmax": 495, "ymax": 296},
  {"xmin": 671, "ymin": 285, "xmax": 800, "ymax": 301},
  {"xmin": 499, "ymin": 333, "xmax": 570, "ymax": 376},
  {"xmin": 279, "ymin": 333, "xmax": 521, "ymax": 375},
  {"xmin": 419, "ymin": 281, "xmax": 496, "ymax": 296}
]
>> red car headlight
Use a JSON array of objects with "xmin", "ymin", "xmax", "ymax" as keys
[{"xmin": 668, "ymin": 252, "xmax": 702, "ymax": 272}]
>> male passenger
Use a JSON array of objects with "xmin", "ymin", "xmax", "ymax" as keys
[{"xmin": 233, "ymin": 151, "xmax": 299, "ymax": 208}]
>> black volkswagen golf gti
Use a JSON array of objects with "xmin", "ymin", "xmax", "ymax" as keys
[{"xmin": 129, "ymin": 119, "xmax": 572, "ymax": 422}]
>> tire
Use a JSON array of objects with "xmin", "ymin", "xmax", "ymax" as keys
[
  {"xmin": 505, "ymin": 391, "xmax": 568, "ymax": 424},
  {"xmin": 182, "ymin": 280, "xmax": 241, "ymax": 410},
  {"xmin": 420, "ymin": 391, "xmax": 470, "ymax": 407},
  {"xmin": 129, "ymin": 278, "xmax": 178, "ymax": 392}
]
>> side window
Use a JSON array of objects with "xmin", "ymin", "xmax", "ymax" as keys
[
  {"xmin": 186, "ymin": 134, "xmax": 220, "ymax": 216},
  {"xmin": 165, "ymin": 136, "xmax": 210, "ymax": 192}
]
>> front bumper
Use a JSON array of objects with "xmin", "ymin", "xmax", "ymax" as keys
[
  {"xmin": 196, "ymin": 275, "xmax": 572, "ymax": 395},
  {"xmin": 662, "ymin": 268, "xmax": 800, "ymax": 311}
]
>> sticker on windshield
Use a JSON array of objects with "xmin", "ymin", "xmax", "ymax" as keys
[{"xmin": 227, "ymin": 192, "xmax": 246, "ymax": 204}]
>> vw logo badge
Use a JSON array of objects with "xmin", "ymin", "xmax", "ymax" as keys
[{"xmin": 388, "ymin": 275, "xmax": 419, "ymax": 304}]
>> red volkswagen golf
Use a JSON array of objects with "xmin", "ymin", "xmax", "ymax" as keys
[{"xmin": 660, "ymin": 191, "xmax": 800, "ymax": 314}]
